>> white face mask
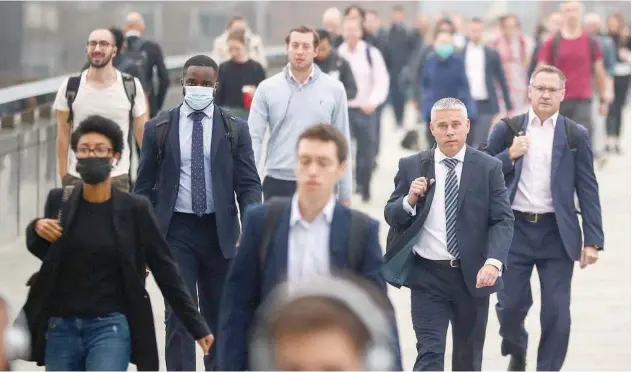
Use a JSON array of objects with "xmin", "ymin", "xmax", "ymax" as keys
[{"xmin": 184, "ymin": 86, "xmax": 215, "ymax": 111}]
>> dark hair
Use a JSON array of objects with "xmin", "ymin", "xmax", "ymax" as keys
[
  {"xmin": 392, "ymin": 4, "xmax": 404, "ymax": 12},
  {"xmin": 500, "ymin": 14, "xmax": 521, "ymax": 28},
  {"xmin": 285, "ymin": 26, "xmax": 320, "ymax": 47},
  {"xmin": 316, "ymin": 28, "xmax": 331, "ymax": 43},
  {"xmin": 530, "ymin": 64, "xmax": 566, "ymax": 88},
  {"xmin": 470, "ymin": 17, "xmax": 484, "ymax": 24},
  {"xmin": 433, "ymin": 18, "xmax": 456, "ymax": 41},
  {"xmin": 269, "ymin": 296, "xmax": 370, "ymax": 353},
  {"xmin": 70, "ymin": 115, "xmax": 124, "ymax": 155},
  {"xmin": 227, "ymin": 29, "xmax": 246, "ymax": 44},
  {"xmin": 344, "ymin": 5, "xmax": 366, "ymax": 20},
  {"xmin": 297, "ymin": 124, "xmax": 348, "ymax": 163},
  {"xmin": 108, "ymin": 27, "xmax": 125, "ymax": 51},
  {"xmin": 534, "ymin": 23, "xmax": 548, "ymax": 41},
  {"xmin": 183, "ymin": 54, "xmax": 218, "ymax": 76},
  {"xmin": 227, "ymin": 15, "xmax": 245, "ymax": 30}
]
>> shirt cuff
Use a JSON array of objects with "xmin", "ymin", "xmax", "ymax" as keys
[
  {"xmin": 485, "ymin": 258, "xmax": 503, "ymax": 276},
  {"xmin": 402, "ymin": 197, "xmax": 417, "ymax": 216}
]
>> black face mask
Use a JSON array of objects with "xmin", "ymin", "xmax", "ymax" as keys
[{"xmin": 76, "ymin": 157, "xmax": 112, "ymax": 185}]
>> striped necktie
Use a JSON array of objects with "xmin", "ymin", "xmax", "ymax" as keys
[{"xmin": 443, "ymin": 157, "xmax": 460, "ymax": 258}]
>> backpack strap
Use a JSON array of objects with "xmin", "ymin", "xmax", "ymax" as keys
[
  {"xmin": 259, "ymin": 198, "xmax": 291, "ymax": 270},
  {"xmin": 57, "ymin": 185, "xmax": 75, "ymax": 226},
  {"xmin": 365, "ymin": 46, "xmax": 373, "ymax": 67},
  {"xmin": 218, "ymin": 106, "xmax": 240, "ymax": 156},
  {"xmin": 153, "ymin": 110, "xmax": 172, "ymax": 164},
  {"xmin": 121, "ymin": 73, "xmax": 137, "ymax": 123},
  {"xmin": 551, "ymin": 31, "xmax": 561, "ymax": 66},
  {"xmin": 564, "ymin": 116, "xmax": 578, "ymax": 151},
  {"xmin": 347, "ymin": 210, "xmax": 371, "ymax": 269},
  {"xmin": 502, "ymin": 114, "xmax": 527, "ymax": 149},
  {"xmin": 65, "ymin": 76, "xmax": 82, "ymax": 125}
]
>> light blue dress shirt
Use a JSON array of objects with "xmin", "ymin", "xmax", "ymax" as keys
[{"xmin": 174, "ymin": 103, "xmax": 215, "ymax": 214}]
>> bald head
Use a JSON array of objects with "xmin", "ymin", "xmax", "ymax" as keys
[
  {"xmin": 560, "ymin": 1, "xmax": 583, "ymax": 28},
  {"xmin": 323, "ymin": 7, "xmax": 342, "ymax": 34},
  {"xmin": 124, "ymin": 12, "xmax": 145, "ymax": 33}
]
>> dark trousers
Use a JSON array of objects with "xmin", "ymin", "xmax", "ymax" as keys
[
  {"xmin": 410, "ymin": 256, "xmax": 489, "ymax": 371},
  {"xmin": 349, "ymin": 108, "xmax": 379, "ymax": 197},
  {"xmin": 560, "ymin": 99, "xmax": 593, "ymax": 144},
  {"xmin": 496, "ymin": 215, "xmax": 574, "ymax": 371},
  {"xmin": 376, "ymin": 103, "xmax": 385, "ymax": 154},
  {"xmin": 262, "ymin": 176, "xmax": 296, "ymax": 201},
  {"xmin": 606, "ymin": 75, "xmax": 631, "ymax": 138},
  {"xmin": 389, "ymin": 74, "xmax": 406, "ymax": 127},
  {"xmin": 468, "ymin": 100, "xmax": 495, "ymax": 149},
  {"xmin": 165, "ymin": 213, "xmax": 230, "ymax": 371}
]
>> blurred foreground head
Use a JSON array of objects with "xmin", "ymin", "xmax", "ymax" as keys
[
  {"xmin": 0, "ymin": 296, "xmax": 30, "ymax": 371},
  {"xmin": 249, "ymin": 275, "xmax": 396, "ymax": 371}
]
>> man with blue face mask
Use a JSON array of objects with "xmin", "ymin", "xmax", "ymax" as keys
[
  {"xmin": 134, "ymin": 54, "xmax": 262, "ymax": 371},
  {"xmin": 421, "ymin": 30, "xmax": 477, "ymax": 147}
]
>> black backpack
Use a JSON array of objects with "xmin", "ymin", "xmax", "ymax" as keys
[
  {"xmin": 257, "ymin": 197, "xmax": 371, "ymax": 272},
  {"xmin": 154, "ymin": 105, "xmax": 240, "ymax": 167},
  {"xmin": 124, "ymin": 37, "xmax": 149, "ymax": 81},
  {"xmin": 500, "ymin": 113, "xmax": 578, "ymax": 151}
]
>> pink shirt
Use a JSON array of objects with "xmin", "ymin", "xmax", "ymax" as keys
[{"xmin": 337, "ymin": 40, "xmax": 389, "ymax": 108}]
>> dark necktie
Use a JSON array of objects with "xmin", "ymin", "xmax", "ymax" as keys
[
  {"xmin": 189, "ymin": 111, "xmax": 206, "ymax": 216},
  {"xmin": 443, "ymin": 158, "xmax": 460, "ymax": 259}
]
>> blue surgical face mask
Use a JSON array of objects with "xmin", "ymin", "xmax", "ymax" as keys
[
  {"xmin": 184, "ymin": 86, "xmax": 215, "ymax": 111},
  {"xmin": 435, "ymin": 44, "xmax": 454, "ymax": 59}
]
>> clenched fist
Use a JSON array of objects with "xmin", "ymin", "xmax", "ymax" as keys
[
  {"xmin": 34, "ymin": 218, "xmax": 62, "ymax": 243},
  {"xmin": 407, "ymin": 177, "xmax": 435, "ymax": 206},
  {"xmin": 508, "ymin": 134, "xmax": 530, "ymax": 160}
]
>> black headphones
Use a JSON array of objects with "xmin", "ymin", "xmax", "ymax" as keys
[{"xmin": 249, "ymin": 277, "xmax": 396, "ymax": 371}]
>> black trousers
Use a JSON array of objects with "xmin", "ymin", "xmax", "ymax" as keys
[
  {"xmin": 606, "ymin": 75, "xmax": 631, "ymax": 138},
  {"xmin": 262, "ymin": 176, "xmax": 296, "ymax": 200}
]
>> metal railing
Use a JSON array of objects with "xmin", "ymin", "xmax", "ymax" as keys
[{"xmin": 0, "ymin": 46, "xmax": 287, "ymax": 245}]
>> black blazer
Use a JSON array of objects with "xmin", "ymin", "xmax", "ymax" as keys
[{"xmin": 22, "ymin": 185, "xmax": 209, "ymax": 370}]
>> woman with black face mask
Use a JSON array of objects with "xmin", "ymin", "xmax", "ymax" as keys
[{"xmin": 19, "ymin": 115, "xmax": 214, "ymax": 371}]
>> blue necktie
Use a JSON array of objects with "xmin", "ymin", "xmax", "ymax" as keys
[
  {"xmin": 443, "ymin": 158, "xmax": 460, "ymax": 259},
  {"xmin": 189, "ymin": 111, "xmax": 206, "ymax": 216}
]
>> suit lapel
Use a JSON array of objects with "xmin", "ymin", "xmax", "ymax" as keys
[
  {"xmin": 169, "ymin": 106, "xmax": 182, "ymax": 169},
  {"xmin": 456, "ymin": 146, "xmax": 476, "ymax": 214},
  {"xmin": 551, "ymin": 115, "xmax": 567, "ymax": 182},
  {"xmin": 328, "ymin": 204, "xmax": 348, "ymax": 267},
  {"xmin": 211, "ymin": 105, "xmax": 224, "ymax": 161}
]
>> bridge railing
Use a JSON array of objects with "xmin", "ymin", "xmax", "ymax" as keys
[{"xmin": 0, "ymin": 46, "xmax": 286, "ymax": 244}]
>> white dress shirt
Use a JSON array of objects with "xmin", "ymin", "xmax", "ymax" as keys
[
  {"xmin": 287, "ymin": 194, "xmax": 335, "ymax": 287},
  {"xmin": 512, "ymin": 109, "xmax": 558, "ymax": 214},
  {"xmin": 403, "ymin": 146, "xmax": 503, "ymax": 271},
  {"xmin": 287, "ymin": 63, "xmax": 314, "ymax": 88},
  {"xmin": 465, "ymin": 43, "xmax": 489, "ymax": 100}
]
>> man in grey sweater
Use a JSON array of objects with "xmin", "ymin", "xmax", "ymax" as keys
[{"xmin": 248, "ymin": 26, "xmax": 353, "ymax": 205}]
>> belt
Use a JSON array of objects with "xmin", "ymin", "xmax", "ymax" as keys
[
  {"xmin": 416, "ymin": 255, "xmax": 461, "ymax": 268},
  {"xmin": 513, "ymin": 210, "xmax": 554, "ymax": 223}
]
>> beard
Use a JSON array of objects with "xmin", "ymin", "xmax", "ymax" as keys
[{"xmin": 88, "ymin": 52, "xmax": 113, "ymax": 69}]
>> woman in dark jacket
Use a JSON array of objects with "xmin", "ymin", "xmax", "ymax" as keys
[{"xmin": 21, "ymin": 115, "xmax": 213, "ymax": 371}]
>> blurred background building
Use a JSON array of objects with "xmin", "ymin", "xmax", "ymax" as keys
[{"xmin": 0, "ymin": 0, "xmax": 629, "ymax": 87}]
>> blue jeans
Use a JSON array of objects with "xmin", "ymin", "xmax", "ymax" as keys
[{"xmin": 45, "ymin": 312, "xmax": 131, "ymax": 371}]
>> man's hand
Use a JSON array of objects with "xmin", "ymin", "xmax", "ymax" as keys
[
  {"xmin": 476, "ymin": 264, "xmax": 500, "ymax": 288},
  {"xmin": 361, "ymin": 103, "xmax": 376, "ymax": 114},
  {"xmin": 342, "ymin": 199, "xmax": 352, "ymax": 207},
  {"xmin": 579, "ymin": 246, "xmax": 599, "ymax": 269},
  {"xmin": 599, "ymin": 102, "xmax": 609, "ymax": 116},
  {"xmin": 34, "ymin": 218, "xmax": 63, "ymax": 243},
  {"xmin": 508, "ymin": 134, "xmax": 530, "ymax": 160},
  {"xmin": 197, "ymin": 334, "xmax": 215, "ymax": 355},
  {"xmin": 407, "ymin": 177, "xmax": 435, "ymax": 206}
]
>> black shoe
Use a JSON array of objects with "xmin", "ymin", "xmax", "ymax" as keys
[{"xmin": 507, "ymin": 355, "xmax": 526, "ymax": 371}]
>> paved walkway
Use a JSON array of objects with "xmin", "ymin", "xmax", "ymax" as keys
[{"xmin": 1, "ymin": 105, "xmax": 629, "ymax": 371}]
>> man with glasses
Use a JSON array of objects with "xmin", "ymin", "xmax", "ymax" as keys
[
  {"xmin": 53, "ymin": 28, "xmax": 148, "ymax": 192},
  {"xmin": 483, "ymin": 65, "xmax": 603, "ymax": 371}
]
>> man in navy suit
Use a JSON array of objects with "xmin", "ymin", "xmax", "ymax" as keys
[
  {"xmin": 216, "ymin": 124, "xmax": 400, "ymax": 371},
  {"xmin": 462, "ymin": 17, "xmax": 513, "ymax": 148},
  {"xmin": 134, "ymin": 55, "xmax": 262, "ymax": 371},
  {"xmin": 383, "ymin": 97, "xmax": 514, "ymax": 371},
  {"xmin": 482, "ymin": 65, "xmax": 603, "ymax": 371}
]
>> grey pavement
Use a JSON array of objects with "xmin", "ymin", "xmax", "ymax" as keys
[{"xmin": 1, "ymin": 104, "xmax": 630, "ymax": 371}]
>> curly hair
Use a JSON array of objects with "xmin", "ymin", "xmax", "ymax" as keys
[{"xmin": 70, "ymin": 115, "xmax": 125, "ymax": 155}]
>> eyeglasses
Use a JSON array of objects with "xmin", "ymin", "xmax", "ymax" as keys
[
  {"xmin": 87, "ymin": 40, "xmax": 112, "ymax": 49},
  {"xmin": 531, "ymin": 85, "xmax": 562, "ymax": 94},
  {"xmin": 76, "ymin": 147, "xmax": 112, "ymax": 157}
]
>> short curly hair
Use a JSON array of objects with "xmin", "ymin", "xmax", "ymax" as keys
[{"xmin": 70, "ymin": 115, "xmax": 124, "ymax": 155}]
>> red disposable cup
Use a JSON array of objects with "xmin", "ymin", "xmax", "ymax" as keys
[{"xmin": 242, "ymin": 86, "xmax": 255, "ymax": 109}]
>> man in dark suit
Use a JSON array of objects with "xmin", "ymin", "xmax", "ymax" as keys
[
  {"xmin": 383, "ymin": 97, "xmax": 514, "ymax": 371},
  {"xmin": 123, "ymin": 12, "xmax": 170, "ymax": 118},
  {"xmin": 134, "ymin": 55, "xmax": 262, "ymax": 371},
  {"xmin": 216, "ymin": 124, "xmax": 401, "ymax": 371},
  {"xmin": 463, "ymin": 17, "xmax": 513, "ymax": 148},
  {"xmin": 482, "ymin": 65, "xmax": 603, "ymax": 371}
]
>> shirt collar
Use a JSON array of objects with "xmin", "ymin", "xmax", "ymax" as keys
[
  {"xmin": 290, "ymin": 193, "xmax": 336, "ymax": 226},
  {"xmin": 434, "ymin": 145, "xmax": 466, "ymax": 164},
  {"xmin": 287, "ymin": 64, "xmax": 315, "ymax": 86},
  {"xmin": 181, "ymin": 102, "xmax": 214, "ymax": 119},
  {"xmin": 528, "ymin": 108, "xmax": 558, "ymax": 128}
]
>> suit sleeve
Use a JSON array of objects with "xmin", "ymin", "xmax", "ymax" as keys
[
  {"xmin": 482, "ymin": 121, "xmax": 514, "ymax": 175},
  {"xmin": 137, "ymin": 197, "xmax": 211, "ymax": 339},
  {"xmin": 486, "ymin": 160, "xmax": 515, "ymax": 264},
  {"xmin": 493, "ymin": 50, "xmax": 513, "ymax": 111},
  {"xmin": 361, "ymin": 219, "xmax": 386, "ymax": 291},
  {"xmin": 384, "ymin": 158, "xmax": 415, "ymax": 227},
  {"xmin": 217, "ymin": 206, "xmax": 263, "ymax": 371},
  {"xmin": 133, "ymin": 120, "xmax": 158, "ymax": 202},
  {"xmin": 233, "ymin": 118, "xmax": 263, "ymax": 219},
  {"xmin": 574, "ymin": 127, "xmax": 604, "ymax": 248},
  {"xmin": 26, "ymin": 189, "xmax": 60, "ymax": 260}
]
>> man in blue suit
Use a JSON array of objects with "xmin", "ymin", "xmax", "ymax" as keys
[
  {"xmin": 216, "ymin": 124, "xmax": 401, "ymax": 371},
  {"xmin": 482, "ymin": 65, "xmax": 604, "ymax": 371},
  {"xmin": 134, "ymin": 55, "xmax": 262, "ymax": 371},
  {"xmin": 383, "ymin": 97, "xmax": 514, "ymax": 371}
]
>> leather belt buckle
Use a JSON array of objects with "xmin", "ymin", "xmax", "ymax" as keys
[
  {"xmin": 526, "ymin": 212, "xmax": 540, "ymax": 223},
  {"xmin": 450, "ymin": 259, "xmax": 460, "ymax": 268}
]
